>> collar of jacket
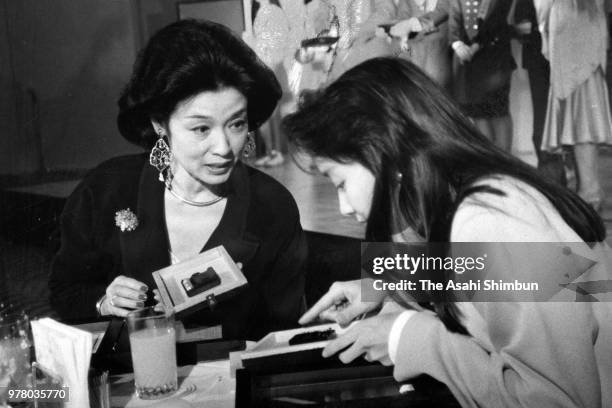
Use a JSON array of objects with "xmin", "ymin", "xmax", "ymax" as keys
[{"xmin": 118, "ymin": 160, "xmax": 260, "ymax": 290}]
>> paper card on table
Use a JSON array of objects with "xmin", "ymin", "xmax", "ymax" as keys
[
  {"xmin": 30, "ymin": 318, "xmax": 93, "ymax": 408},
  {"xmin": 73, "ymin": 321, "xmax": 109, "ymax": 353}
]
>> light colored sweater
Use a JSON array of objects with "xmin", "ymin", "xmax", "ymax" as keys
[{"xmin": 392, "ymin": 176, "xmax": 612, "ymax": 407}]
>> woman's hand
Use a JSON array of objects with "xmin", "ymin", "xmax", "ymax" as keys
[
  {"xmin": 299, "ymin": 279, "xmax": 386, "ymax": 326},
  {"xmin": 321, "ymin": 308, "xmax": 401, "ymax": 366},
  {"xmin": 153, "ymin": 289, "xmax": 164, "ymax": 312},
  {"xmin": 375, "ymin": 27, "xmax": 389, "ymax": 39},
  {"xmin": 390, "ymin": 17, "xmax": 423, "ymax": 38},
  {"xmin": 514, "ymin": 21, "xmax": 532, "ymax": 36},
  {"xmin": 100, "ymin": 276, "xmax": 148, "ymax": 317},
  {"xmin": 453, "ymin": 41, "xmax": 473, "ymax": 63},
  {"xmin": 469, "ymin": 43, "xmax": 481, "ymax": 57}
]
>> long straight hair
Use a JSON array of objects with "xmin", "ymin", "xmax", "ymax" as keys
[{"xmin": 284, "ymin": 58, "xmax": 605, "ymax": 333}]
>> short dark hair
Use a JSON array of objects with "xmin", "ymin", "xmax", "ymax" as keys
[{"xmin": 118, "ymin": 19, "xmax": 281, "ymax": 148}]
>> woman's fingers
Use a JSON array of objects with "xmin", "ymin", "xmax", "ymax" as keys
[
  {"xmin": 390, "ymin": 23, "xmax": 407, "ymax": 38},
  {"xmin": 339, "ymin": 341, "xmax": 365, "ymax": 364},
  {"xmin": 457, "ymin": 48, "xmax": 470, "ymax": 62},
  {"xmin": 106, "ymin": 276, "xmax": 148, "ymax": 303},
  {"xmin": 299, "ymin": 286, "xmax": 346, "ymax": 324},
  {"xmin": 319, "ymin": 308, "xmax": 342, "ymax": 324},
  {"xmin": 152, "ymin": 289, "xmax": 165, "ymax": 311},
  {"xmin": 113, "ymin": 276, "xmax": 148, "ymax": 292},
  {"xmin": 322, "ymin": 327, "xmax": 358, "ymax": 358},
  {"xmin": 110, "ymin": 307, "xmax": 130, "ymax": 318},
  {"xmin": 102, "ymin": 275, "xmax": 149, "ymax": 317},
  {"xmin": 319, "ymin": 303, "xmax": 365, "ymax": 326},
  {"xmin": 114, "ymin": 286, "xmax": 146, "ymax": 302},
  {"xmin": 108, "ymin": 294, "xmax": 143, "ymax": 310},
  {"xmin": 103, "ymin": 297, "xmax": 133, "ymax": 318}
]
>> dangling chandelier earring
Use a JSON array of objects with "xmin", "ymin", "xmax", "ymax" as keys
[
  {"xmin": 149, "ymin": 127, "xmax": 172, "ymax": 182},
  {"xmin": 243, "ymin": 131, "xmax": 256, "ymax": 158}
]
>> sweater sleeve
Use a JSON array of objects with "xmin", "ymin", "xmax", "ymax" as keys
[
  {"xmin": 261, "ymin": 197, "xmax": 307, "ymax": 332},
  {"xmin": 393, "ymin": 183, "xmax": 603, "ymax": 408},
  {"xmin": 355, "ymin": 0, "xmax": 397, "ymax": 42},
  {"xmin": 49, "ymin": 182, "xmax": 111, "ymax": 322},
  {"xmin": 420, "ymin": 0, "xmax": 450, "ymax": 28},
  {"xmin": 448, "ymin": 0, "xmax": 465, "ymax": 44}
]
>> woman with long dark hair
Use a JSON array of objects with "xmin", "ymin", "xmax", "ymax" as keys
[{"xmin": 287, "ymin": 57, "xmax": 612, "ymax": 407}]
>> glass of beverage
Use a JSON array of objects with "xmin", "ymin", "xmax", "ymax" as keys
[
  {"xmin": 0, "ymin": 311, "xmax": 33, "ymax": 407},
  {"xmin": 126, "ymin": 307, "xmax": 177, "ymax": 400}
]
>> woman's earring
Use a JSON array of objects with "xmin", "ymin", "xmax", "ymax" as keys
[
  {"xmin": 243, "ymin": 131, "xmax": 256, "ymax": 158},
  {"xmin": 149, "ymin": 128, "xmax": 172, "ymax": 182}
]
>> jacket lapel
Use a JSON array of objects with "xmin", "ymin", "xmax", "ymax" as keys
[
  {"xmin": 203, "ymin": 162, "xmax": 260, "ymax": 266},
  {"xmin": 119, "ymin": 161, "xmax": 259, "ymax": 290},
  {"xmin": 119, "ymin": 164, "xmax": 170, "ymax": 290}
]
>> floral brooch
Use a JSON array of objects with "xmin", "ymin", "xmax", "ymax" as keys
[{"xmin": 115, "ymin": 208, "xmax": 139, "ymax": 232}]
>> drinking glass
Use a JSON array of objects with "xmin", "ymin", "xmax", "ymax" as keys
[
  {"xmin": 0, "ymin": 311, "xmax": 33, "ymax": 407},
  {"xmin": 126, "ymin": 307, "xmax": 177, "ymax": 399}
]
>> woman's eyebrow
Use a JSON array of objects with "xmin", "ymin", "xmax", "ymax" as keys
[
  {"xmin": 185, "ymin": 114, "xmax": 212, "ymax": 119},
  {"xmin": 227, "ymin": 108, "xmax": 247, "ymax": 119},
  {"xmin": 185, "ymin": 108, "xmax": 247, "ymax": 120}
]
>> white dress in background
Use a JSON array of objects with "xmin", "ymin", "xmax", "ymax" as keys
[{"xmin": 536, "ymin": 0, "xmax": 612, "ymax": 151}]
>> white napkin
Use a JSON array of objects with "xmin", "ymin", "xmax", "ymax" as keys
[{"xmin": 30, "ymin": 318, "xmax": 93, "ymax": 408}]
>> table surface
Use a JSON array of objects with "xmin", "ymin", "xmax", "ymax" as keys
[{"xmin": 110, "ymin": 360, "xmax": 235, "ymax": 408}]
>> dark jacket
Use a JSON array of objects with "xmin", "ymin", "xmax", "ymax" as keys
[
  {"xmin": 513, "ymin": 0, "xmax": 548, "ymax": 71},
  {"xmin": 49, "ymin": 154, "xmax": 306, "ymax": 340},
  {"xmin": 449, "ymin": 0, "xmax": 516, "ymax": 108}
]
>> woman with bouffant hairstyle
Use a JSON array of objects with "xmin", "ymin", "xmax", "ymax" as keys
[{"xmin": 50, "ymin": 19, "xmax": 306, "ymax": 341}]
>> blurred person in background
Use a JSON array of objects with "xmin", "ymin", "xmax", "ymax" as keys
[
  {"xmin": 449, "ymin": 0, "xmax": 516, "ymax": 152},
  {"xmin": 389, "ymin": 0, "xmax": 452, "ymax": 89},
  {"xmin": 536, "ymin": 0, "xmax": 612, "ymax": 211},
  {"xmin": 512, "ymin": 0, "xmax": 566, "ymax": 186}
]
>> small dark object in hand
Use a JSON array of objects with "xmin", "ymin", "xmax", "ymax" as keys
[
  {"xmin": 288, "ymin": 329, "xmax": 337, "ymax": 345},
  {"xmin": 182, "ymin": 267, "xmax": 221, "ymax": 297}
]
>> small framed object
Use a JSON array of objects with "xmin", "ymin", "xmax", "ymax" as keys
[
  {"xmin": 235, "ymin": 323, "xmax": 460, "ymax": 407},
  {"xmin": 239, "ymin": 323, "xmax": 351, "ymax": 370},
  {"xmin": 153, "ymin": 246, "xmax": 247, "ymax": 315}
]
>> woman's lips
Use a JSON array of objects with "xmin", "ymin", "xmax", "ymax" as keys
[{"xmin": 205, "ymin": 161, "xmax": 233, "ymax": 174}]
